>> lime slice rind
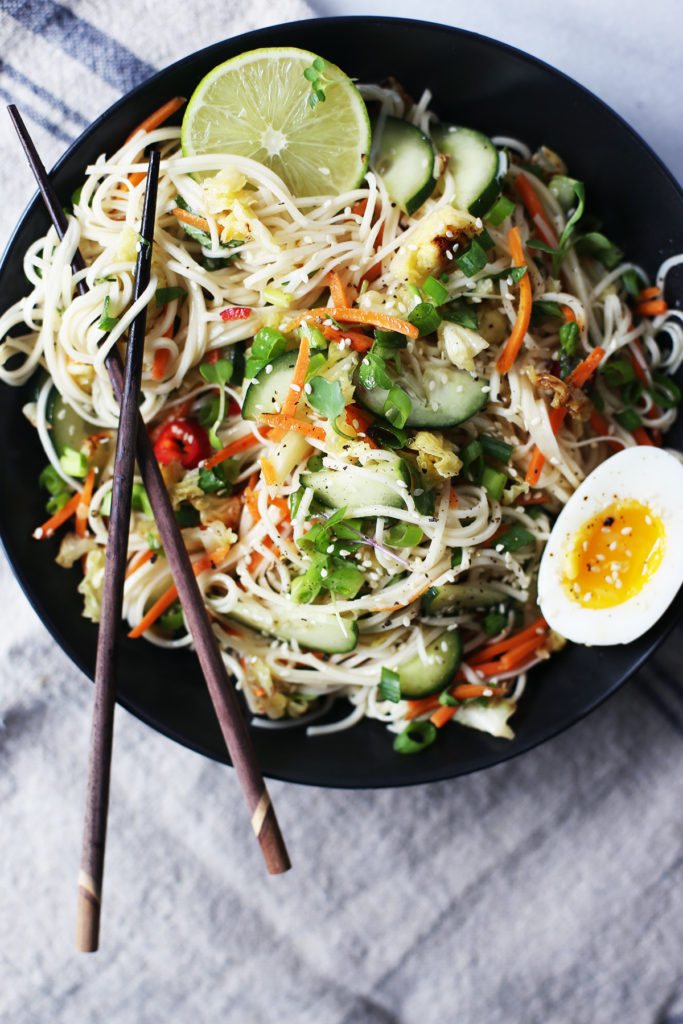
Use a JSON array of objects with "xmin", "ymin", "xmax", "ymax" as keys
[{"xmin": 181, "ymin": 46, "xmax": 370, "ymax": 198}]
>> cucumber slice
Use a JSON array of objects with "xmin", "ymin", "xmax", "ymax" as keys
[
  {"xmin": 370, "ymin": 114, "xmax": 435, "ymax": 215},
  {"xmin": 229, "ymin": 597, "xmax": 358, "ymax": 654},
  {"xmin": 47, "ymin": 390, "xmax": 91, "ymax": 457},
  {"xmin": 242, "ymin": 350, "xmax": 297, "ymax": 420},
  {"xmin": 301, "ymin": 456, "xmax": 410, "ymax": 510},
  {"xmin": 396, "ymin": 629, "xmax": 462, "ymax": 699},
  {"xmin": 432, "ymin": 125, "xmax": 504, "ymax": 216},
  {"xmin": 421, "ymin": 582, "xmax": 507, "ymax": 616},
  {"xmin": 353, "ymin": 364, "xmax": 488, "ymax": 429}
]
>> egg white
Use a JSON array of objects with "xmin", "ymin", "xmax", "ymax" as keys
[{"xmin": 538, "ymin": 447, "xmax": 683, "ymax": 645}]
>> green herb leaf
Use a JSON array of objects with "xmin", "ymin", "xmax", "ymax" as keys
[
  {"xmin": 358, "ymin": 349, "xmax": 393, "ymax": 390},
  {"xmin": 393, "ymin": 720, "xmax": 437, "ymax": 754},
  {"xmin": 307, "ymin": 376, "xmax": 352, "ymax": 438},
  {"xmin": 198, "ymin": 458, "xmax": 239, "ymax": 494},
  {"xmin": 559, "ymin": 320, "xmax": 580, "ymax": 357},
  {"xmin": 622, "ymin": 268, "xmax": 646, "ymax": 297},
  {"xmin": 379, "ymin": 667, "xmax": 401, "ymax": 703},
  {"xmin": 414, "ymin": 488, "xmax": 436, "ymax": 515},
  {"xmin": 451, "ymin": 547, "xmax": 463, "ymax": 568},
  {"xmin": 574, "ymin": 232, "xmax": 623, "ymax": 270},
  {"xmin": 159, "ymin": 599, "xmax": 185, "ymax": 634},
  {"xmin": 385, "ymin": 522, "xmax": 424, "ymax": 547},
  {"xmin": 199, "ymin": 358, "xmax": 234, "ymax": 386},
  {"xmin": 600, "ymin": 359, "xmax": 635, "ymax": 388},
  {"xmin": 531, "ymin": 300, "xmax": 565, "ymax": 324},
  {"xmin": 155, "ymin": 285, "xmax": 187, "ymax": 308},
  {"xmin": 485, "ymin": 264, "xmax": 528, "ymax": 285},
  {"xmin": 558, "ymin": 181, "xmax": 586, "ymax": 251},
  {"xmin": 98, "ymin": 295, "xmax": 119, "ymax": 332},
  {"xmin": 46, "ymin": 492, "xmax": 71, "ymax": 515},
  {"xmin": 483, "ymin": 610, "xmax": 508, "ymax": 636},
  {"xmin": 439, "ymin": 299, "xmax": 479, "ymax": 330},
  {"xmin": 174, "ymin": 503, "xmax": 200, "ymax": 528}
]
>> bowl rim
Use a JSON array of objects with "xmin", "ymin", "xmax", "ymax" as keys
[{"xmin": 1, "ymin": 14, "xmax": 682, "ymax": 788}]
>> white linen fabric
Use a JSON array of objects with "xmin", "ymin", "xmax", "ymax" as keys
[{"xmin": 1, "ymin": 3, "xmax": 682, "ymax": 1023}]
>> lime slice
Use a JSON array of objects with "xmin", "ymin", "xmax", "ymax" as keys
[{"xmin": 181, "ymin": 47, "xmax": 370, "ymax": 198}]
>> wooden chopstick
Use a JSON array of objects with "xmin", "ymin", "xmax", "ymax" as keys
[
  {"xmin": 74, "ymin": 149, "xmax": 160, "ymax": 952},
  {"xmin": 7, "ymin": 107, "xmax": 292, "ymax": 915}
]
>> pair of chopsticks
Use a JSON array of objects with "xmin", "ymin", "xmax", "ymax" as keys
[{"xmin": 8, "ymin": 107, "xmax": 291, "ymax": 952}]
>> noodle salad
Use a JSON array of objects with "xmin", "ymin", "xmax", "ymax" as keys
[{"xmin": 2, "ymin": 52, "xmax": 682, "ymax": 753}]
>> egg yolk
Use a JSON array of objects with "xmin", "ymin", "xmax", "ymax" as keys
[{"xmin": 562, "ymin": 500, "xmax": 665, "ymax": 609}]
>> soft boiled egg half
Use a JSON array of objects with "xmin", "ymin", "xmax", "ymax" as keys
[{"xmin": 538, "ymin": 447, "xmax": 683, "ymax": 645}]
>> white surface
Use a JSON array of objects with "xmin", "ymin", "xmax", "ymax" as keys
[{"xmin": 1, "ymin": 2, "xmax": 682, "ymax": 1022}]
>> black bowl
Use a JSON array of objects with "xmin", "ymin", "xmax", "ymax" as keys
[{"xmin": 1, "ymin": 17, "xmax": 681, "ymax": 788}]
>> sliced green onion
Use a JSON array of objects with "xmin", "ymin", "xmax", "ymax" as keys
[
  {"xmin": 495, "ymin": 524, "xmax": 535, "ymax": 552},
  {"xmin": 384, "ymin": 386, "xmax": 412, "ymax": 428},
  {"xmin": 393, "ymin": 720, "xmax": 437, "ymax": 754},
  {"xmin": 621, "ymin": 379, "xmax": 643, "ymax": 406},
  {"xmin": 600, "ymin": 359, "xmax": 635, "ymax": 387},
  {"xmin": 98, "ymin": 295, "xmax": 119, "ymax": 332},
  {"xmin": 454, "ymin": 237, "xmax": 488, "ymax": 277},
  {"xmin": 422, "ymin": 275, "xmax": 449, "ymax": 305},
  {"xmin": 479, "ymin": 435, "xmax": 514, "ymax": 463},
  {"xmin": 481, "ymin": 466, "xmax": 507, "ymax": 501},
  {"xmin": 379, "ymin": 667, "xmax": 401, "ymax": 703},
  {"xmin": 461, "ymin": 439, "xmax": 484, "ymax": 484},
  {"xmin": 451, "ymin": 548, "xmax": 463, "ymax": 568},
  {"xmin": 485, "ymin": 195, "xmax": 515, "ymax": 226},
  {"xmin": 408, "ymin": 301, "xmax": 441, "ymax": 336},
  {"xmin": 622, "ymin": 268, "xmax": 646, "ymax": 297},
  {"xmin": 46, "ymin": 492, "xmax": 70, "ymax": 515},
  {"xmin": 373, "ymin": 328, "xmax": 407, "ymax": 351},
  {"xmin": 367, "ymin": 421, "xmax": 409, "ymax": 450},
  {"xmin": 39, "ymin": 463, "xmax": 66, "ymax": 496},
  {"xmin": 290, "ymin": 571, "xmax": 322, "ymax": 605},
  {"xmin": 59, "ymin": 446, "xmax": 88, "ymax": 478},
  {"xmin": 385, "ymin": 522, "xmax": 424, "ymax": 547},
  {"xmin": 438, "ymin": 689, "xmax": 460, "ymax": 707},
  {"xmin": 649, "ymin": 373, "xmax": 681, "ymax": 410},
  {"xmin": 198, "ymin": 459, "xmax": 239, "ymax": 494},
  {"xmin": 615, "ymin": 408, "xmax": 642, "ymax": 431},
  {"xmin": 159, "ymin": 600, "xmax": 185, "ymax": 633}
]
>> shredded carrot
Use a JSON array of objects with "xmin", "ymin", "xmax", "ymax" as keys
[
  {"xmin": 327, "ymin": 270, "xmax": 350, "ymax": 308},
  {"xmin": 126, "ymin": 96, "xmax": 185, "ymax": 143},
  {"xmin": 637, "ymin": 286, "xmax": 661, "ymax": 302},
  {"xmin": 74, "ymin": 468, "xmax": 96, "ymax": 538},
  {"xmin": 128, "ymin": 170, "xmax": 147, "ymax": 188},
  {"xmin": 151, "ymin": 347, "xmax": 170, "ymax": 381},
  {"xmin": 405, "ymin": 696, "xmax": 441, "ymax": 721},
  {"xmin": 468, "ymin": 616, "xmax": 548, "ymax": 667},
  {"xmin": 247, "ymin": 535, "xmax": 280, "ymax": 574},
  {"xmin": 128, "ymin": 544, "xmax": 231, "ymax": 639},
  {"xmin": 351, "ymin": 200, "xmax": 368, "ymax": 217},
  {"xmin": 514, "ymin": 491, "xmax": 547, "ymax": 506},
  {"xmin": 320, "ymin": 322, "xmax": 374, "ymax": 352},
  {"xmin": 125, "ymin": 548, "xmax": 156, "ymax": 579},
  {"xmin": 525, "ymin": 347, "xmax": 606, "ymax": 484},
  {"xmin": 33, "ymin": 489, "xmax": 81, "ymax": 539},
  {"xmin": 449, "ymin": 490, "xmax": 459, "ymax": 509},
  {"xmin": 588, "ymin": 409, "xmax": 624, "ymax": 451},
  {"xmin": 256, "ymin": 414, "xmax": 326, "ymax": 442},
  {"xmin": 260, "ymin": 455, "xmax": 277, "ymax": 487},
  {"xmin": 632, "ymin": 425, "xmax": 655, "ymax": 447},
  {"xmin": 280, "ymin": 334, "xmax": 311, "ymax": 420},
  {"xmin": 286, "ymin": 307, "xmax": 419, "ymax": 340},
  {"xmin": 568, "ymin": 346, "xmax": 606, "ymax": 388},
  {"xmin": 430, "ymin": 704, "xmax": 456, "ymax": 728},
  {"xmin": 243, "ymin": 472, "xmax": 261, "ymax": 524},
  {"xmin": 344, "ymin": 403, "xmax": 377, "ymax": 444},
  {"xmin": 172, "ymin": 207, "xmax": 224, "ymax": 235},
  {"xmin": 496, "ymin": 226, "xmax": 534, "ymax": 374},
  {"xmin": 202, "ymin": 433, "xmax": 259, "ymax": 470},
  {"xmin": 635, "ymin": 299, "xmax": 668, "ymax": 317},
  {"xmin": 270, "ymin": 497, "xmax": 291, "ymax": 522},
  {"xmin": 561, "ymin": 305, "xmax": 576, "ymax": 322},
  {"xmin": 515, "ymin": 171, "xmax": 558, "ymax": 247}
]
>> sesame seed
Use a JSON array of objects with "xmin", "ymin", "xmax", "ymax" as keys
[
  {"xmin": 290, "ymin": 383, "xmax": 301, "ymax": 392},
  {"xmin": 326, "ymin": 544, "xmax": 335, "ymax": 553},
  {"xmin": 445, "ymin": 230, "xmax": 454, "ymax": 238},
  {"xmin": 583, "ymin": 593, "xmax": 592, "ymax": 601},
  {"xmin": 609, "ymin": 541, "xmax": 617, "ymax": 550},
  {"xmin": 320, "ymin": 568, "xmax": 328, "ymax": 578},
  {"xmin": 621, "ymin": 527, "xmax": 632, "ymax": 535},
  {"xmin": 265, "ymin": 364, "xmax": 273, "ymax": 374},
  {"xmin": 339, "ymin": 548, "xmax": 350, "ymax": 557},
  {"xmin": 304, "ymin": 382, "xmax": 312, "ymax": 395},
  {"xmin": 319, "ymin": 166, "xmax": 331, "ymax": 175},
  {"xmin": 483, "ymin": 688, "xmax": 493, "ymax": 697},
  {"xmin": 414, "ymin": 488, "xmax": 424, "ymax": 496},
  {"xmin": 408, "ymin": 244, "xmax": 418, "ymax": 252},
  {"xmin": 645, "ymin": 515, "xmax": 653, "ymax": 525},
  {"xmin": 445, "ymin": 251, "xmax": 453, "ymax": 260},
  {"xmin": 440, "ymin": 641, "xmax": 449, "ymax": 652}
]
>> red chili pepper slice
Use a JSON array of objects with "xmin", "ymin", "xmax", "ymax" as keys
[
  {"xmin": 220, "ymin": 306, "xmax": 251, "ymax": 321},
  {"xmin": 153, "ymin": 418, "xmax": 212, "ymax": 469}
]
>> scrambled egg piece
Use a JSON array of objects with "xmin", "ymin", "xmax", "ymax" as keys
[
  {"xmin": 438, "ymin": 321, "xmax": 489, "ymax": 373},
  {"xmin": 390, "ymin": 205, "xmax": 482, "ymax": 285},
  {"xmin": 202, "ymin": 167, "xmax": 277, "ymax": 250},
  {"xmin": 413, "ymin": 431, "xmax": 462, "ymax": 487}
]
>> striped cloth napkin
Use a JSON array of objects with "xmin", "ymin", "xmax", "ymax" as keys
[{"xmin": 1, "ymin": 4, "xmax": 683, "ymax": 1023}]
